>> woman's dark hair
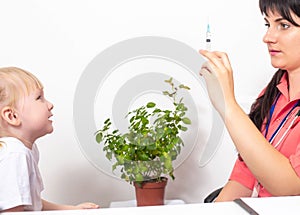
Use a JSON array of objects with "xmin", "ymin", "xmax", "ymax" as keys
[
  {"xmin": 259, "ymin": 0, "xmax": 300, "ymax": 27},
  {"xmin": 249, "ymin": 1, "xmax": 300, "ymax": 130},
  {"xmin": 248, "ymin": 69, "xmax": 285, "ymax": 130}
]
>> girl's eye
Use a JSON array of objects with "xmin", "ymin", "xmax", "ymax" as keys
[
  {"xmin": 36, "ymin": 95, "xmax": 42, "ymax": 100},
  {"xmin": 264, "ymin": 23, "xmax": 270, "ymax": 28}
]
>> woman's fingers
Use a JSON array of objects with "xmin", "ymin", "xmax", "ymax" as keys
[
  {"xmin": 212, "ymin": 51, "xmax": 233, "ymax": 77},
  {"xmin": 200, "ymin": 61, "xmax": 213, "ymax": 77},
  {"xmin": 200, "ymin": 50, "xmax": 232, "ymax": 73}
]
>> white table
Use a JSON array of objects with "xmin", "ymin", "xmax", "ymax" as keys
[
  {"xmin": 1, "ymin": 202, "xmax": 248, "ymax": 215},
  {"xmin": 243, "ymin": 196, "xmax": 300, "ymax": 214},
  {"xmin": 109, "ymin": 199, "xmax": 185, "ymax": 208},
  {"xmin": 2, "ymin": 196, "xmax": 300, "ymax": 215}
]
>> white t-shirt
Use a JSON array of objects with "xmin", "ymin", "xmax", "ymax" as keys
[{"xmin": 0, "ymin": 137, "xmax": 44, "ymax": 211}]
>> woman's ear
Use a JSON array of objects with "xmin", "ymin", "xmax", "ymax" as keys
[{"xmin": 1, "ymin": 106, "xmax": 21, "ymax": 126}]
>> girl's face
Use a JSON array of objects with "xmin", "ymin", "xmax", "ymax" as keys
[
  {"xmin": 16, "ymin": 88, "xmax": 54, "ymax": 143},
  {"xmin": 263, "ymin": 10, "xmax": 300, "ymax": 73}
]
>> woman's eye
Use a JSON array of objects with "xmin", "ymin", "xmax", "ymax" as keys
[
  {"xmin": 280, "ymin": 23, "xmax": 290, "ymax": 29},
  {"xmin": 36, "ymin": 95, "xmax": 41, "ymax": 100},
  {"xmin": 264, "ymin": 23, "xmax": 270, "ymax": 28}
]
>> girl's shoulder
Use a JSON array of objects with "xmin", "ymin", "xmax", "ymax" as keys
[
  {"xmin": 0, "ymin": 137, "xmax": 34, "ymax": 162},
  {"xmin": 0, "ymin": 137, "xmax": 29, "ymax": 152}
]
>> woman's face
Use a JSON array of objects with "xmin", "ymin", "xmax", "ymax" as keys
[{"xmin": 263, "ymin": 10, "xmax": 300, "ymax": 73}]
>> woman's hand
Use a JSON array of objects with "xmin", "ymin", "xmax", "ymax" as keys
[{"xmin": 199, "ymin": 49, "xmax": 236, "ymax": 118}]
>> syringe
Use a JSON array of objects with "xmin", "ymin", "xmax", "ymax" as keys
[{"xmin": 206, "ymin": 23, "xmax": 211, "ymax": 51}]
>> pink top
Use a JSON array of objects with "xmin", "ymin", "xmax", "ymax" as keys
[{"xmin": 230, "ymin": 72, "xmax": 300, "ymax": 197}]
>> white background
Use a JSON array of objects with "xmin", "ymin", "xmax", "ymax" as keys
[{"xmin": 0, "ymin": 0, "xmax": 275, "ymax": 207}]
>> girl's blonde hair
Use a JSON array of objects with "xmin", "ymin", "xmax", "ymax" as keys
[{"xmin": 0, "ymin": 67, "xmax": 43, "ymax": 109}]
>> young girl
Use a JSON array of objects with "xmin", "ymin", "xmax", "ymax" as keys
[
  {"xmin": 200, "ymin": 0, "xmax": 300, "ymax": 201},
  {"xmin": 0, "ymin": 67, "xmax": 100, "ymax": 212}
]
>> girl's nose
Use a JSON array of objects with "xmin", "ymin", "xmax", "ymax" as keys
[{"xmin": 48, "ymin": 100, "xmax": 54, "ymax": 111}]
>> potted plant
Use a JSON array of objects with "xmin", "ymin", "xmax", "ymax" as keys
[{"xmin": 95, "ymin": 77, "xmax": 191, "ymax": 206}]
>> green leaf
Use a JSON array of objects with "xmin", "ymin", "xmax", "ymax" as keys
[
  {"xmin": 146, "ymin": 143, "xmax": 156, "ymax": 150},
  {"xmin": 106, "ymin": 151, "xmax": 112, "ymax": 160},
  {"xmin": 104, "ymin": 118, "xmax": 111, "ymax": 124},
  {"xmin": 179, "ymin": 84, "xmax": 190, "ymax": 90},
  {"xmin": 138, "ymin": 152, "xmax": 149, "ymax": 161},
  {"xmin": 163, "ymin": 91, "xmax": 170, "ymax": 96},
  {"xmin": 95, "ymin": 133, "xmax": 103, "ymax": 143},
  {"xmin": 112, "ymin": 129, "xmax": 119, "ymax": 134},
  {"xmin": 146, "ymin": 102, "xmax": 156, "ymax": 108},
  {"xmin": 182, "ymin": 117, "xmax": 191, "ymax": 125},
  {"xmin": 135, "ymin": 173, "xmax": 144, "ymax": 182},
  {"xmin": 180, "ymin": 126, "xmax": 188, "ymax": 131},
  {"xmin": 164, "ymin": 77, "xmax": 173, "ymax": 83}
]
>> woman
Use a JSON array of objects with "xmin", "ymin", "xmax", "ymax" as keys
[{"xmin": 200, "ymin": 0, "xmax": 300, "ymax": 201}]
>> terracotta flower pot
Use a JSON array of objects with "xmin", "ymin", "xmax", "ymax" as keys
[{"xmin": 134, "ymin": 177, "xmax": 168, "ymax": 206}]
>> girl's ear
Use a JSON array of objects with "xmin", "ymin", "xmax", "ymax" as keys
[{"xmin": 1, "ymin": 106, "xmax": 21, "ymax": 126}]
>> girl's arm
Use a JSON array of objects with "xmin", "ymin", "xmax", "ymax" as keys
[
  {"xmin": 42, "ymin": 199, "xmax": 100, "ymax": 211},
  {"xmin": 1, "ymin": 205, "xmax": 25, "ymax": 212},
  {"xmin": 199, "ymin": 50, "xmax": 300, "ymax": 196}
]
